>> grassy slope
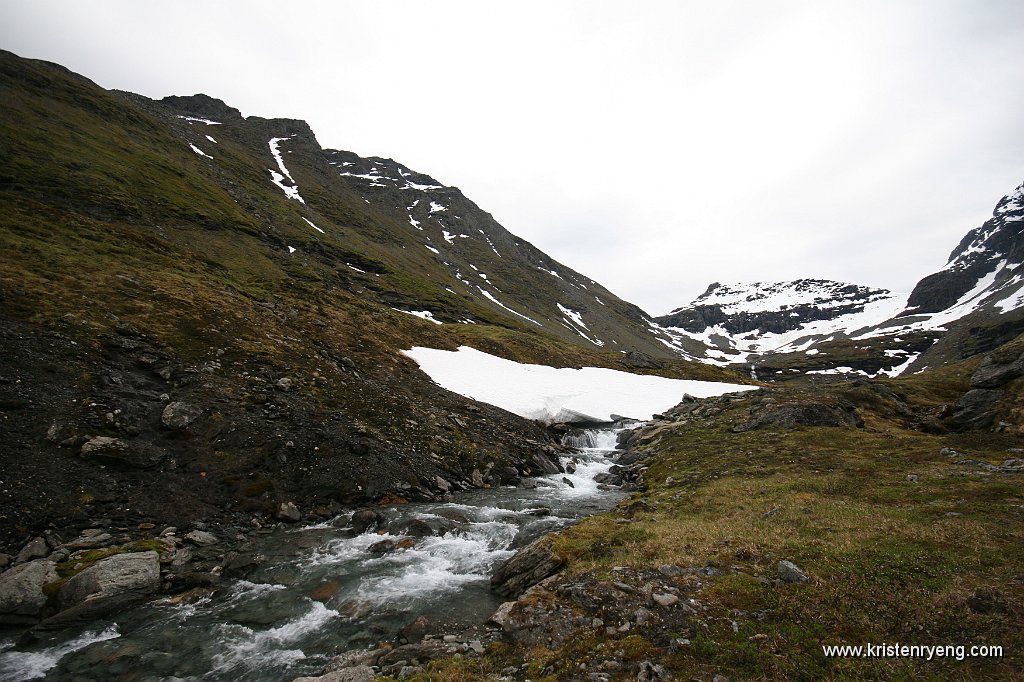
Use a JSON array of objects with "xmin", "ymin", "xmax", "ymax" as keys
[{"xmin": 0, "ymin": 50, "xmax": 746, "ymax": 384}]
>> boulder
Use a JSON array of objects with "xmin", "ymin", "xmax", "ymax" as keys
[
  {"xmin": 778, "ymin": 560, "xmax": 809, "ymax": 583},
  {"xmin": 161, "ymin": 401, "xmax": 203, "ymax": 429},
  {"xmin": 276, "ymin": 501, "xmax": 301, "ymax": 523},
  {"xmin": 184, "ymin": 530, "xmax": 218, "ymax": 546},
  {"xmin": 80, "ymin": 436, "xmax": 128, "ymax": 458},
  {"xmin": 0, "ymin": 560, "xmax": 58, "ymax": 624},
  {"xmin": 15, "ymin": 537, "xmax": 50, "ymax": 565},
  {"xmin": 349, "ymin": 509, "xmax": 382, "ymax": 534},
  {"xmin": 490, "ymin": 538, "xmax": 565, "ymax": 597},
  {"xmin": 61, "ymin": 533, "xmax": 114, "ymax": 551},
  {"xmin": 79, "ymin": 436, "xmax": 165, "ymax": 469},
  {"xmin": 970, "ymin": 351, "xmax": 1024, "ymax": 389},
  {"xmin": 733, "ymin": 400, "xmax": 863, "ymax": 432},
  {"xmin": 946, "ymin": 389, "xmax": 1003, "ymax": 431},
  {"xmin": 34, "ymin": 551, "xmax": 160, "ymax": 632}
]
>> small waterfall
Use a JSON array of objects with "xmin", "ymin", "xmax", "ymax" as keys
[{"xmin": 561, "ymin": 428, "xmax": 620, "ymax": 451}]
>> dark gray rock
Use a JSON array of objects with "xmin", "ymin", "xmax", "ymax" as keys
[
  {"xmin": 733, "ymin": 401, "xmax": 863, "ymax": 432},
  {"xmin": 970, "ymin": 351, "xmax": 1024, "ymax": 389},
  {"xmin": 349, "ymin": 509, "xmax": 382, "ymax": 534},
  {"xmin": 80, "ymin": 436, "xmax": 128, "ymax": 458},
  {"xmin": 184, "ymin": 530, "xmax": 218, "ymax": 546},
  {"xmin": 160, "ymin": 401, "xmax": 203, "ymax": 429},
  {"xmin": 0, "ymin": 560, "xmax": 57, "ymax": 624},
  {"xmin": 33, "ymin": 551, "xmax": 160, "ymax": 632},
  {"xmin": 61, "ymin": 533, "xmax": 114, "ymax": 551},
  {"xmin": 778, "ymin": 560, "xmax": 809, "ymax": 583},
  {"xmin": 946, "ymin": 389, "xmax": 1003, "ymax": 431},
  {"xmin": 15, "ymin": 537, "xmax": 50, "ymax": 565},
  {"xmin": 491, "ymin": 538, "xmax": 564, "ymax": 597},
  {"xmin": 79, "ymin": 436, "xmax": 165, "ymax": 469},
  {"xmin": 276, "ymin": 501, "xmax": 301, "ymax": 523}
]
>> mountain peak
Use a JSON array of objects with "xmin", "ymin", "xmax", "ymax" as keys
[{"xmin": 160, "ymin": 93, "xmax": 243, "ymax": 122}]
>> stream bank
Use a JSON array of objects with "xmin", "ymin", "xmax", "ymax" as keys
[{"xmin": 0, "ymin": 427, "xmax": 630, "ymax": 681}]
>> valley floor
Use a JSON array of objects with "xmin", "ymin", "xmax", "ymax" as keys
[{"xmin": 382, "ymin": 375, "xmax": 1023, "ymax": 682}]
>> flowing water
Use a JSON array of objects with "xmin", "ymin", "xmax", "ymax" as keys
[{"xmin": 0, "ymin": 428, "xmax": 628, "ymax": 682}]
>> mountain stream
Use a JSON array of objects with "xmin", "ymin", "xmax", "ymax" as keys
[{"xmin": 1, "ymin": 428, "xmax": 629, "ymax": 682}]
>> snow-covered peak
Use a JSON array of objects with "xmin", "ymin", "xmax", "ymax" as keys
[
  {"xmin": 676, "ymin": 279, "xmax": 891, "ymax": 316},
  {"xmin": 994, "ymin": 182, "xmax": 1024, "ymax": 224}
]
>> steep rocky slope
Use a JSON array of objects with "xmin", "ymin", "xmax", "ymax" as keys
[
  {"xmin": 0, "ymin": 50, "xmax": 744, "ymax": 549},
  {"xmin": 655, "ymin": 182, "xmax": 1024, "ymax": 379}
]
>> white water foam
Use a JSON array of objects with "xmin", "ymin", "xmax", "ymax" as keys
[
  {"xmin": 206, "ymin": 600, "xmax": 338, "ymax": 678},
  {"xmin": 355, "ymin": 528, "xmax": 516, "ymax": 603},
  {"xmin": 0, "ymin": 625, "xmax": 121, "ymax": 682}
]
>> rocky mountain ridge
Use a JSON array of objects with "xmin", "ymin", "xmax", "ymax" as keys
[
  {"xmin": 0, "ymin": 49, "xmax": 743, "ymax": 551},
  {"xmin": 654, "ymin": 181, "xmax": 1024, "ymax": 378}
]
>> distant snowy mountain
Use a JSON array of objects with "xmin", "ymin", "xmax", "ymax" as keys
[{"xmin": 652, "ymin": 181, "xmax": 1024, "ymax": 378}]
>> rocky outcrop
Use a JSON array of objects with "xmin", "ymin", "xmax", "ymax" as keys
[
  {"xmin": 32, "ymin": 551, "xmax": 160, "ymax": 632},
  {"xmin": 970, "ymin": 349, "xmax": 1024, "ymax": 389},
  {"xmin": 0, "ymin": 560, "xmax": 58, "ymax": 625},
  {"xmin": 732, "ymin": 399, "xmax": 863, "ymax": 432},
  {"xmin": 490, "ymin": 538, "xmax": 565, "ymax": 597}
]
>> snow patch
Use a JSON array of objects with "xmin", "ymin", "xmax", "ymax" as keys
[
  {"xmin": 403, "ymin": 346, "xmax": 753, "ymax": 423},
  {"xmin": 189, "ymin": 143, "xmax": 213, "ymax": 159},
  {"xmin": 301, "ymin": 217, "xmax": 324, "ymax": 234},
  {"xmin": 477, "ymin": 288, "xmax": 542, "ymax": 326},
  {"xmin": 177, "ymin": 115, "xmax": 221, "ymax": 125},
  {"xmin": 393, "ymin": 309, "xmax": 443, "ymax": 325}
]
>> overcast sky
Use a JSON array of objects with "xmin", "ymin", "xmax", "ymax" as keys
[{"xmin": 4, "ymin": 1, "xmax": 1023, "ymax": 314}]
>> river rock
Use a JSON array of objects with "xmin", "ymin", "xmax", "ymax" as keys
[
  {"xmin": 349, "ymin": 509, "xmax": 382, "ymax": 534},
  {"xmin": 33, "ymin": 551, "xmax": 160, "ymax": 632},
  {"xmin": 401, "ymin": 615, "xmax": 430, "ymax": 643},
  {"xmin": 491, "ymin": 538, "xmax": 565, "ymax": 597},
  {"xmin": 0, "ymin": 560, "xmax": 58, "ymax": 624},
  {"xmin": 15, "ymin": 537, "xmax": 50, "ymax": 565},
  {"xmin": 488, "ymin": 600, "xmax": 520, "ymax": 633},
  {"xmin": 161, "ymin": 401, "xmax": 203, "ymax": 429},
  {"xmin": 276, "ymin": 501, "xmax": 302, "ymax": 522},
  {"xmin": 292, "ymin": 667, "xmax": 375, "ymax": 682},
  {"xmin": 184, "ymin": 530, "xmax": 218, "ymax": 546},
  {"xmin": 61, "ymin": 533, "xmax": 115, "ymax": 551}
]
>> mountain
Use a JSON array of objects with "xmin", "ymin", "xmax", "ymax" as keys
[
  {"xmin": 654, "ymin": 181, "xmax": 1024, "ymax": 378},
  {"xmin": 0, "ymin": 50, "xmax": 743, "ymax": 546}
]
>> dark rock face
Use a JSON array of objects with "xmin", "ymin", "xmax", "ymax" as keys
[
  {"xmin": 490, "ymin": 538, "xmax": 565, "ymax": 598},
  {"xmin": 732, "ymin": 400, "xmax": 864, "ymax": 432},
  {"xmin": 970, "ymin": 350, "xmax": 1024, "ymax": 389},
  {"xmin": 907, "ymin": 185, "xmax": 1024, "ymax": 314},
  {"xmin": 946, "ymin": 389, "xmax": 1003, "ymax": 431},
  {"xmin": 160, "ymin": 94, "xmax": 243, "ymax": 122},
  {"xmin": 656, "ymin": 280, "xmax": 894, "ymax": 336}
]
